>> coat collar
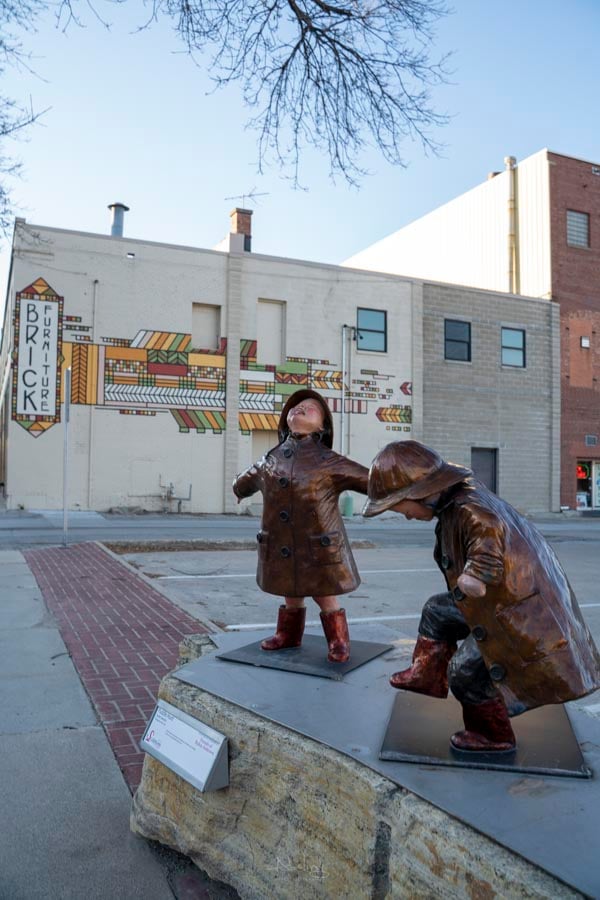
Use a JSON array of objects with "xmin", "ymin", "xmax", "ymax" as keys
[{"xmin": 434, "ymin": 479, "xmax": 470, "ymax": 516}]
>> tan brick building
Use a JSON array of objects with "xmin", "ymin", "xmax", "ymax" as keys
[{"xmin": 0, "ymin": 208, "xmax": 559, "ymax": 513}]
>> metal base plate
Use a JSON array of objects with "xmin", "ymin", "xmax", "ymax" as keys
[
  {"xmin": 216, "ymin": 634, "xmax": 392, "ymax": 681},
  {"xmin": 380, "ymin": 691, "xmax": 592, "ymax": 778}
]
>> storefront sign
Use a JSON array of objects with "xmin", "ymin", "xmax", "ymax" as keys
[
  {"xmin": 140, "ymin": 700, "xmax": 229, "ymax": 792},
  {"xmin": 12, "ymin": 279, "xmax": 64, "ymax": 437},
  {"xmin": 16, "ymin": 298, "xmax": 60, "ymax": 416}
]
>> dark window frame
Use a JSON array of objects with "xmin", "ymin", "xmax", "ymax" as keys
[
  {"xmin": 501, "ymin": 327, "xmax": 526, "ymax": 368},
  {"xmin": 356, "ymin": 307, "xmax": 387, "ymax": 353},
  {"xmin": 566, "ymin": 209, "xmax": 590, "ymax": 248},
  {"xmin": 444, "ymin": 319, "xmax": 471, "ymax": 362}
]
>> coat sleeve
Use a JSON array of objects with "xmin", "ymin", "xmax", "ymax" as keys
[
  {"xmin": 232, "ymin": 461, "xmax": 262, "ymax": 500},
  {"xmin": 460, "ymin": 504, "xmax": 505, "ymax": 586},
  {"xmin": 331, "ymin": 456, "xmax": 370, "ymax": 495}
]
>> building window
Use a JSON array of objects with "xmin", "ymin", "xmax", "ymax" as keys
[
  {"xmin": 192, "ymin": 303, "xmax": 221, "ymax": 350},
  {"xmin": 257, "ymin": 299, "xmax": 286, "ymax": 365},
  {"xmin": 576, "ymin": 461, "xmax": 592, "ymax": 509},
  {"xmin": 444, "ymin": 319, "xmax": 471, "ymax": 362},
  {"xmin": 501, "ymin": 328, "xmax": 526, "ymax": 367},
  {"xmin": 567, "ymin": 210, "xmax": 590, "ymax": 248},
  {"xmin": 357, "ymin": 308, "xmax": 387, "ymax": 352}
]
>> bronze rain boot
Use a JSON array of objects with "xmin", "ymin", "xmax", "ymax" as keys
[
  {"xmin": 451, "ymin": 697, "xmax": 516, "ymax": 752},
  {"xmin": 261, "ymin": 605, "xmax": 306, "ymax": 651},
  {"xmin": 389, "ymin": 635, "xmax": 456, "ymax": 698},
  {"xmin": 320, "ymin": 609, "xmax": 350, "ymax": 663}
]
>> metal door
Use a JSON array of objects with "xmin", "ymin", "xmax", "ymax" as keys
[{"xmin": 471, "ymin": 448, "xmax": 498, "ymax": 493}]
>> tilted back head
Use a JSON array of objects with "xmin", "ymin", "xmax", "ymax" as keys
[{"xmin": 277, "ymin": 389, "xmax": 334, "ymax": 449}]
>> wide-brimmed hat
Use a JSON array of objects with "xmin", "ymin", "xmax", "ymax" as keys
[
  {"xmin": 277, "ymin": 389, "xmax": 334, "ymax": 448},
  {"xmin": 362, "ymin": 441, "xmax": 471, "ymax": 517}
]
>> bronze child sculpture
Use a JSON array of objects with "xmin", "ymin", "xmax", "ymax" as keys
[
  {"xmin": 233, "ymin": 389, "xmax": 369, "ymax": 663},
  {"xmin": 363, "ymin": 440, "xmax": 600, "ymax": 752}
]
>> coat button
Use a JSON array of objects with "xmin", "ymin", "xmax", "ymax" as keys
[
  {"xmin": 472, "ymin": 625, "xmax": 487, "ymax": 641},
  {"xmin": 280, "ymin": 547, "xmax": 291, "ymax": 558},
  {"xmin": 441, "ymin": 554, "xmax": 451, "ymax": 570},
  {"xmin": 489, "ymin": 664, "xmax": 506, "ymax": 682},
  {"xmin": 256, "ymin": 532, "xmax": 263, "ymax": 543},
  {"xmin": 320, "ymin": 535, "xmax": 331, "ymax": 546},
  {"xmin": 283, "ymin": 449, "xmax": 293, "ymax": 458},
  {"xmin": 279, "ymin": 511, "xmax": 290, "ymax": 522},
  {"xmin": 278, "ymin": 477, "xmax": 289, "ymax": 487}
]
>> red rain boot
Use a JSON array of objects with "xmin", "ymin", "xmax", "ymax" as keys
[
  {"xmin": 261, "ymin": 605, "xmax": 306, "ymax": 651},
  {"xmin": 320, "ymin": 609, "xmax": 350, "ymax": 663},
  {"xmin": 389, "ymin": 635, "xmax": 457, "ymax": 698},
  {"xmin": 451, "ymin": 697, "xmax": 516, "ymax": 752}
]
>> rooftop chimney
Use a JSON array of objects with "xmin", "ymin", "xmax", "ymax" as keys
[
  {"xmin": 108, "ymin": 202, "xmax": 130, "ymax": 237},
  {"xmin": 230, "ymin": 207, "xmax": 253, "ymax": 252}
]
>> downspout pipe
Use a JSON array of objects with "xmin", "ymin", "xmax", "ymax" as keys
[
  {"xmin": 340, "ymin": 324, "xmax": 355, "ymax": 456},
  {"xmin": 504, "ymin": 156, "xmax": 517, "ymax": 294}
]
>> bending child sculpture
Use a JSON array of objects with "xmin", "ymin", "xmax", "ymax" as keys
[
  {"xmin": 233, "ymin": 389, "xmax": 368, "ymax": 663},
  {"xmin": 363, "ymin": 440, "xmax": 600, "ymax": 752}
]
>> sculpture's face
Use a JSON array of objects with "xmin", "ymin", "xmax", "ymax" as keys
[
  {"xmin": 391, "ymin": 499, "xmax": 435, "ymax": 521},
  {"xmin": 287, "ymin": 399, "xmax": 325, "ymax": 435}
]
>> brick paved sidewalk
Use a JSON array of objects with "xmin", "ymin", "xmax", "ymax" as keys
[{"xmin": 25, "ymin": 541, "xmax": 209, "ymax": 792}]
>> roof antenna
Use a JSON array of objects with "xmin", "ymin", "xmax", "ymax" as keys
[{"xmin": 224, "ymin": 187, "xmax": 269, "ymax": 206}]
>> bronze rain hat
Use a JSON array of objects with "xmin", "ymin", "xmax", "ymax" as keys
[{"xmin": 362, "ymin": 440, "xmax": 472, "ymax": 517}]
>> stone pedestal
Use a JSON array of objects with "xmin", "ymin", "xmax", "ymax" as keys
[{"xmin": 131, "ymin": 644, "xmax": 581, "ymax": 899}]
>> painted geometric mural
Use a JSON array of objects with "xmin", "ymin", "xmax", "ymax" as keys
[
  {"xmin": 238, "ymin": 339, "xmax": 412, "ymax": 435},
  {"xmin": 13, "ymin": 279, "xmax": 412, "ymax": 437}
]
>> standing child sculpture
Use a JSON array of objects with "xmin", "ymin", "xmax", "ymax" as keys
[
  {"xmin": 233, "ymin": 389, "xmax": 369, "ymax": 663},
  {"xmin": 363, "ymin": 440, "xmax": 600, "ymax": 752}
]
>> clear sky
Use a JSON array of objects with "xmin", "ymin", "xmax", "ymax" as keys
[{"xmin": 2, "ymin": 0, "xmax": 599, "ymax": 301}]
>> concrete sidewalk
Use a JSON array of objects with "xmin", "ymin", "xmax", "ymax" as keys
[{"xmin": 0, "ymin": 545, "xmax": 238, "ymax": 899}]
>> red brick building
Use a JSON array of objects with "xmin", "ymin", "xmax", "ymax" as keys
[
  {"xmin": 346, "ymin": 149, "xmax": 600, "ymax": 510},
  {"xmin": 549, "ymin": 153, "xmax": 600, "ymax": 509}
]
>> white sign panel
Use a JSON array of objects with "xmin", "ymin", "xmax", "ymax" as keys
[
  {"xmin": 140, "ymin": 700, "xmax": 229, "ymax": 792},
  {"xmin": 16, "ymin": 298, "xmax": 59, "ymax": 416}
]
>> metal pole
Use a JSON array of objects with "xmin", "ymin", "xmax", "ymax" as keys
[
  {"xmin": 347, "ymin": 327, "xmax": 354, "ymax": 458},
  {"xmin": 62, "ymin": 367, "xmax": 71, "ymax": 548},
  {"xmin": 340, "ymin": 326, "xmax": 347, "ymax": 455},
  {"xmin": 505, "ymin": 155, "xmax": 517, "ymax": 294}
]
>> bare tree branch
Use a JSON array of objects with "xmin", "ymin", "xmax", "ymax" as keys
[
  {"xmin": 160, "ymin": 0, "xmax": 451, "ymax": 184},
  {"xmin": 0, "ymin": 0, "xmax": 450, "ymax": 232}
]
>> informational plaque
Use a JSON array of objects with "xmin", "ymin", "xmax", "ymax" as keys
[{"xmin": 140, "ymin": 700, "xmax": 229, "ymax": 791}]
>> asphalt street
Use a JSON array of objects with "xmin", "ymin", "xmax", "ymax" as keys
[
  {"xmin": 2, "ymin": 507, "xmax": 600, "ymax": 548},
  {"xmin": 93, "ymin": 511, "xmax": 600, "ymax": 719},
  {"xmin": 3, "ymin": 509, "xmax": 600, "ymax": 719}
]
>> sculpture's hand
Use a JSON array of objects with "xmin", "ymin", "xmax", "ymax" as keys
[{"xmin": 457, "ymin": 572, "xmax": 487, "ymax": 598}]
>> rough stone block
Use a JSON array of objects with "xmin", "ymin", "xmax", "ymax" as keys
[{"xmin": 131, "ymin": 674, "xmax": 582, "ymax": 899}]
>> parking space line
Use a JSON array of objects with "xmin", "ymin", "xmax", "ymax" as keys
[
  {"xmin": 225, "ymin": 613, "xmax": 422, "ymax": 631},
  {"xmin": 157, "ymin": 567, "xmax": 438, "ymax": 580}
]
